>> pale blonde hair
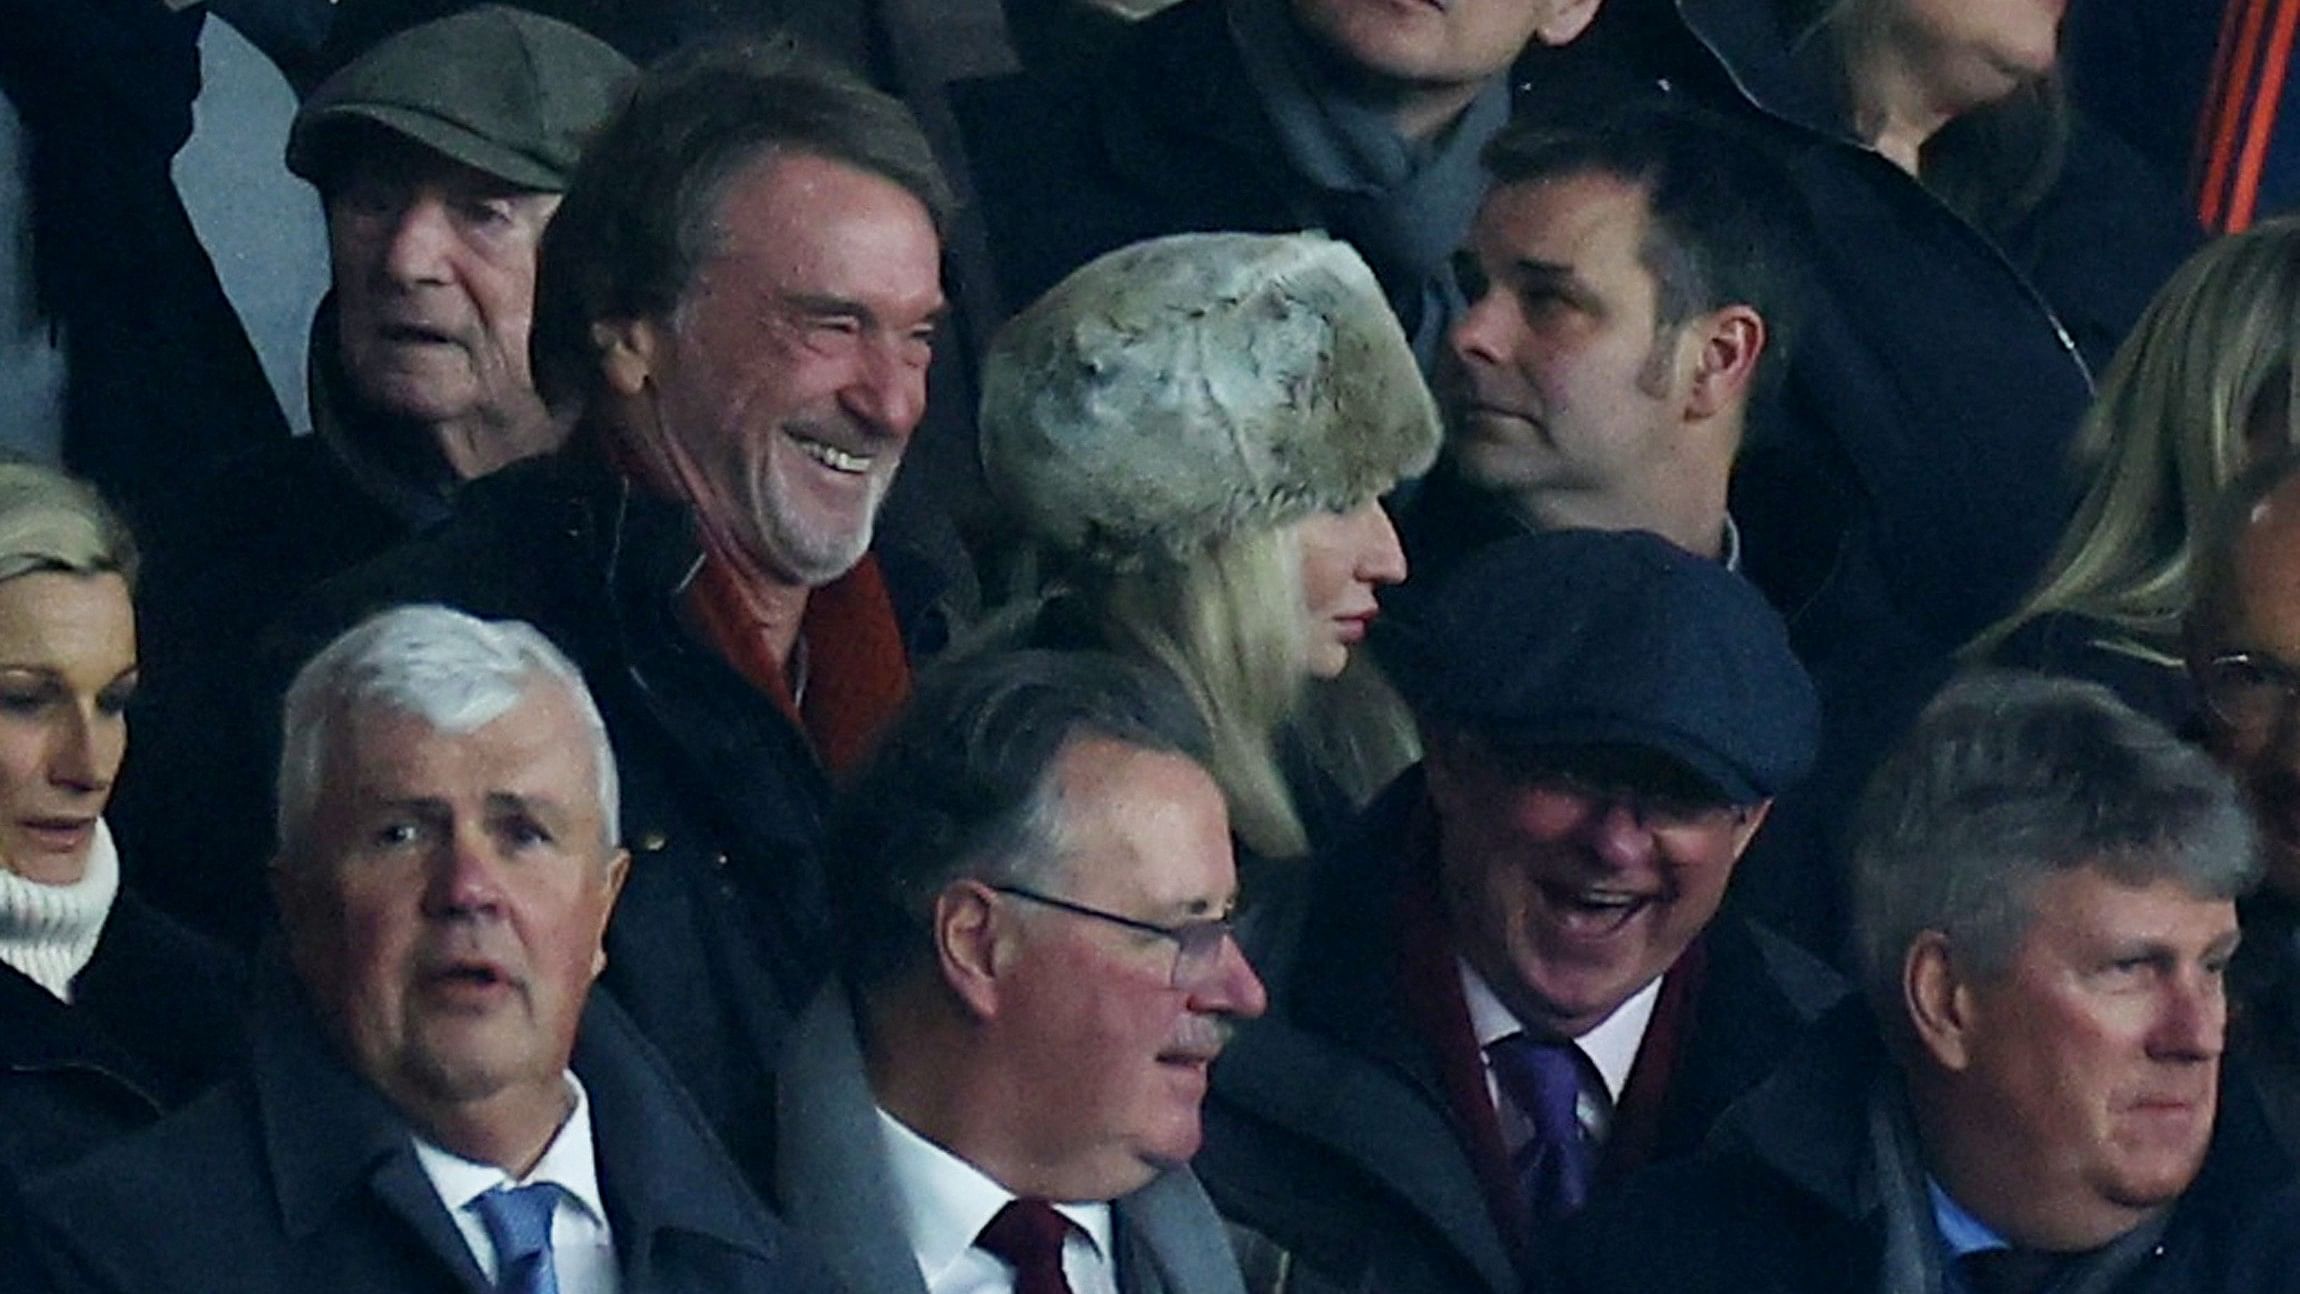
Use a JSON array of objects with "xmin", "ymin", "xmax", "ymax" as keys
[
  {"xmin": 0, "ymin": 460, "xmax": 137, "ymax": 588},
  {"xmin": 993, "ymin": 513, "xmax": 1419, "ymax": 863},
  {"xmin": 1967, "ymin": 217, "xmax": 2300, "ymax": 666}
]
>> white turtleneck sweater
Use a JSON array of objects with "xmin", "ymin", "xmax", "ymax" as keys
[{"xmin": 0, "ymin": 819, "xmax": 120, "ymax": 1002}]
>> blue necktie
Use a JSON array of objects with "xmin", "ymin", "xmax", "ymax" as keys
[
  {"xmin": 473, "ymin": 1183, "xmax": 563, "ymax": 1294},
  {"xmin": 1486, "ymin": 1032, "xmax": 1596, "ymax": 1229}
]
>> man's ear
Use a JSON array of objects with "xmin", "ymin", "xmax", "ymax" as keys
[
  {"xmin": 1683, "ymin": 306, "xmax": 1765, "ymax": 422},
  {"xmin": 592, "ymin": 318, "xmax": 663, "ymax": 398},
  {"xmin": 1532, "ymin": 0, "xmax": 1602, "ymax": 47},
  {"xmin": 1723, "ymin": 797, "xmax": 1773, "ymax": 861},
  {"xmin": 591, "ymin": 848, "xmax": 632, "ymax": 978},
  {"xmin": 1905, "ymin": 931, "xmax": 1976, "ymax": 1072},
  {"xmin": 934, "ymin": 880, "xmax": 1009, "ymax": 1021}
]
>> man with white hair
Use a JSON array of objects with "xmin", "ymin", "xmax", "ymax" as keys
[{"xmin": 24, "ymin": 605, "xmax": 836, "ymax": 1293}]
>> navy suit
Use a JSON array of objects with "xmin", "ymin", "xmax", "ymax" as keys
[{"xmin": 24, "ymin": 980, "xmax": 838, "ymax": 1294}]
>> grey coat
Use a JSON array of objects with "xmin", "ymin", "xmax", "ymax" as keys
[{"xmin": 774, "ymin": 984, "xmax": 1251, "ymax": 1294}]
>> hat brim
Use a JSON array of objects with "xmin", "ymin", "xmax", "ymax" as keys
[
  {"xmin": 290, "ymin": 104, "xmax": 566, "ymax": 192},
  {"xmin": 1466, "ymin": 714, "xmax": 1771, "ymax": 806}
]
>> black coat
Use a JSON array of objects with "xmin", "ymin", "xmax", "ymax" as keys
[
  {"xmin": 118, "ymin": 317, "xmax": 451, "ymax": 950},
  {"xmin": 1647, "ymin": 0, "xmax": 2199, "ymax": 666},
  {"xmin": 1196, "ymin": 773, "xmax": 1846, "ymax": 1294},
  {"xmin": 262, "ymin": 447, "xmax": 952, "ymax": 1196},
  {"xmin": 0, "ymin": 892, "xmax": 242, "ymax": 1178},
  {"xmin": 1562, "ymin": 1005, "xmax": 2300, "ymax": 1294},
  {"xmin": 953, "ymin": 0, "xmax": 1533, "ymax": 335},
  {"xmin": 23, "ymin": 985, "xmax": 841, "ymax": 1294}
]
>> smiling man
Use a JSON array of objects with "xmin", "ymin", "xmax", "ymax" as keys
[
  {"xmin": 270, "ymin": 45, "xmax": 957, "ymax": 1200},
  {"xmin": 1562, "ymin": 672, "xmax": 2297, "ymax": 1294},
  {"xmin": 23, "ymin": 606, "xmax": 837, "ymax": 1292},
  {"xmin": 775, "ymin": 648, "xmax": 1265, "ymax": 1294},
  {"xmin": 1193, "ymin": 527, "xmax": 1839, "ymax": 1294}
]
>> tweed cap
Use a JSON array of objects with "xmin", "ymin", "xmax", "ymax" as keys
[
  {"xmin": 288, "ymin": 5, "xmax": 636, "ymax": 192},
  {"xmin": 1377, "ymin": 528, "xmax": 1819, "ymax": 804},
  {"xmin": 979, "ymin": 232, "xmax": 1441, "ymax": 570}
]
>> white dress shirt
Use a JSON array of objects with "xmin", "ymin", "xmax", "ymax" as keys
[
  {"xmin": 412, "ymin": 1074, "xmax": 620, "ymax": 1294},
  {"xmin": 1461, "ymin": 960, "xmax": 1660, "ymax": 1153},
  {"xmin": 876, "ymin": 1106, "xmax": 1119, "ymax": 1294}
]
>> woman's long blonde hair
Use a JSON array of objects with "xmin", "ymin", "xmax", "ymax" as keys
[
  {"xmin": 1967, "ymin": 218, "xmax": 2300, "ymax": 665},
  {"xmin": 1085, "ymin": 520, "xmax": 1416, "ymax": 862}
]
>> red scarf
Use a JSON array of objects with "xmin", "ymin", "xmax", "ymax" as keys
[{"xmin": 686, "ymin": 540, "xmax": 911, "ymax": 776}]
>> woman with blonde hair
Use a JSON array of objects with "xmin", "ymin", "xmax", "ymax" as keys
[
  {"xmin": 978, "ymin": 231, "xmax": 1440, "ymax": 867},
  {"xmin": 0, "ymin": 460, "xmax": 241, "ymax": 1175},
  {"xmin": 1968, "ymin": 217, "xmax": 2300, "ymax": 722}
]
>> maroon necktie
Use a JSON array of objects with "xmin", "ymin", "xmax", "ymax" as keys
[{"xmin": 976, "ymin": 1198, "xmax": 1075, "ymax": 1294}]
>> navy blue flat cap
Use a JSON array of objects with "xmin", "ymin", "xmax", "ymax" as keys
[{"xmin": 1376, "ymin": 528, "xmax": 1820, "ymax": 803}]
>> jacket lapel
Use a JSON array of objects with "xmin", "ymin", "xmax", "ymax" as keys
[{"xmin": 773, "ymin": 985, "xmax": 934, "ymax": 1294}]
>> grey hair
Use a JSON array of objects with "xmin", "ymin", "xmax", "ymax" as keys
[
  {"xmin": 828, "ymin": 647, "xmax": 1213, "ymax": 991},
  {"xmin": 276, "ymin": 605, "xmax": 619, "ymax": 860},
  {"xmin": 1851, "ymin": 671, "xmax": 2258, "ymax": 1040}
]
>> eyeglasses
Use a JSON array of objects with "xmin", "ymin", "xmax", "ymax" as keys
[
  {"xmin": 990, "ymin": 884, "xmax": 1236, "ymax": 992},
  {"xmin": 2195, "ymin": 651, "xmax": 2300, "ymax": 732},
  {"xmin": 1527, "ymin": 769, "xmax": 1756, "ymax": 840}
]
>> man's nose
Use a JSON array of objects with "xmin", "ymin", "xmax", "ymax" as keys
[
  {"xmin": 1190, "ymin": 931, "xmax": 1269, "ymax": 1021},
  {"xmin": 2150, "ymin": 972, "xmax": 2227, "ymax": 1062},
  {"xmin": 1447, "ymin": 288, "xmax": 1511, "ymax": 369},
  {"xmin": 840, "ymin": 333, "xmax": 928, "ymax": 441},
  {"xmin": 1579, "ymin": 798, "xmax": 1662, "ymax": 870},
  {"xmin": 421, "ymin": 825, "xmax": 506, "ymax": 918},
  {"xmin": 380, "ymin": 196, "xmax": 458, "ymax": 286}
]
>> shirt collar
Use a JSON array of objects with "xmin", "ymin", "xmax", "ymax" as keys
[
  {"xmin": 1928, "ymin": 1176, "xmax": 2012, "ymax": 1259},
  {"xmin": 410, "ymin": 1073, "xmax": 609, "ymax": 1230},
  {"xmin": 874, "ymin": 1105, "xmax": 1114, "ymax": 1282},
  {"xmin": 1458, "ymin": 959, "xmax": 1661, "ymax": 1105}
]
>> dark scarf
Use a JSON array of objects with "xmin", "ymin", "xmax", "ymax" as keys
[{"xmin": 1226, "ymin": 0, "xmax": 1508, "ymax": 365}]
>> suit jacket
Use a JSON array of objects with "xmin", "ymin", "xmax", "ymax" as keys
[
  {"xmin": 24, "ymin": 980, "xmax": 840, "ymax": 1294},
  {"xmin": 255, "ymin": 448, "xmax": 954, "ymax": 1192},
  {"xmin": 1561, "ymin": 1004, "xmax": 2300, "ymax": 1294},
  {"xmin": 773, "ymin": 983, "xmax": 1251, "ymax": 1294},
  {"xmin": 1198, "ymin": 772, "xmax": 1846, "ymax": 1294}
]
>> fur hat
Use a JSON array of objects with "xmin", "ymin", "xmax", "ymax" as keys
[{"xmin": 979, "ymin": 232, "xmax": 1441, "ymax": 570}]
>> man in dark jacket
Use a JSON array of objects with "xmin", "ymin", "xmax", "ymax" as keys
[
  {"xmin": 24, "ymin": 605, "xmax": 837, "ymax": 1293},
  {"xmin": 119, "ymin": 4, "xmax": 638, "ymax": 949},
  {"xmin": 265, "ymin": 42, "xmax": 954, "ymax": 1198},
  {"xmin": 955, "ymin": 0, "xmax": 1605, "ymax": 363},
  {"xmin": 1196, "ymin": 528, "xmax": 1845, "ymax": 1294},
  {"xmin": 1566, "ymin": 672, "xmax": 2293, "ymax": 1294}
]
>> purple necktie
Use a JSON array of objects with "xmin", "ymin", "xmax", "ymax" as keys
[
  {"xmin": 977, "ymin": 1198, "xmax": 1075, "ymax": 1294},
  {"xmin": 1486, "ymin": 1032, "xmax": 1596, "ymax": 1229}
]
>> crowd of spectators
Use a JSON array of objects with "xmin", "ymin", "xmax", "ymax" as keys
[{"xmin": 3, "ymin": 0, "xmax": 2299, "ymax": 1292}]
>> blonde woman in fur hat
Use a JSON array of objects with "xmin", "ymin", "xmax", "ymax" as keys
[
  {"xmin": 978, "ymin": 232, "xmax": 1441, "ymax": 866},
  {"xmin": 0, "ymin": 461, "xmax": 242, "ymax": 1177}
]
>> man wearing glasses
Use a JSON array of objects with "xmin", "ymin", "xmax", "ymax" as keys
[
  {"xmin": 772, "ymin": 648, "xmax": 1266, "ymax": 1294},
  {"xmin": 2187, "ymin": 450, "xmax": 2300, "ymax": 1145},
  {"xmin": 1196, "ymin": 527, "xmax": 1844, "ymax": 1294}
]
